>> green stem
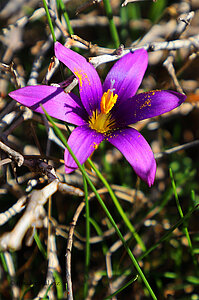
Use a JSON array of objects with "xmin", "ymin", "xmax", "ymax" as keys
[
  {"xmin": 53, "ymin": 271, "xmax": 64, "ymax": 299},
  {"xmin": 83, "ymin": 172, "xmax": 90, "ymax": 298},
  {"xmin": 0, "ymin": 252, "xmax": 11, "ymax": 284},
  {"xmin": 56, "ymin": 0, "xmax": 74, "ymax": 35},
  {"xmin": 169, "ymin": 168, "xmax": 198, "ymax": 268},
  {"xmin": 42, "ymin": 108, "xmax": 157, "ymax": 300},
  {"xmin": 103, "ymin": 0, "xmax": 120, "ymax": 48},
  {"xmin": 88, "ymin": 158, "xmax": 146, "ymax": 252},
  {"xmin": 89, "ymin": 217, "xmax": 108, "ymax": 255},
  {"xmin": 42, "ymin": 0, "xmax": 56, "ymax": 42},
  {"xmin": 34, "ymin": 230, "xmax": 47, "ymax": 259},
  {"xmin": 105, "ymin": 275, "xmax": 138, "ymax": 299},
  {"xmin": 139, "ymin": 204, "xmax": 198, "ymax": 261}
]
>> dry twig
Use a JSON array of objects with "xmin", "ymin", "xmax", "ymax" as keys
[
  {"xmin": 0, "ymin": 181, "xmax": 58, "ymax": 251},
  {"xmin": 66, "ymin": 200, "xmax": 85, "ymax": 300}
]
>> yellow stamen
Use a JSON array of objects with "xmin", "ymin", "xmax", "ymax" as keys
[
  {"xmin": 89, "ymin": 110, "xmax": 116, "ymax": 133},
  {"xmin": 100, "ymin": 89, "xmax": 118, "ymax": 114},
  {"xmin": 89, "ymin": 89, "xmax": 118, "ymax": 134}
]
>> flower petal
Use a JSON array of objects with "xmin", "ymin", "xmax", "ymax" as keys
[
  {"xmin": 9, "ymin": 85, "xmax": 88, "ymax": 125},
  {"xmin": 112, "ymin": 90, "xmax": 186, "ymax": 126},
  {"xmin": 103, "ymin": 49, "xmax": 148, "ymax": 105},
  {"xmin": 64, "ymin": 125, "xmax": 104, "ymax": 173},
  {"xmin": 54, "ymin": 42, "xmax": 103, "ymax": 115},
  {"xmin": 107, "ymin": 127, "xmax": 156, "ymax": 186}
]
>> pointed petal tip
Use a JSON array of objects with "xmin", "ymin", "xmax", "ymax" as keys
[
  {"xmin": 146, "ymin": 169, "xmax": 156, "ymax": 187},
  {"xmin": 108, "ymin": 128, "xmax": 157, "ymax": 186},
  {"xmin": 9, "ymin": 90, "xmax": 16, "ymax": 99},
  {"xmin": 179, "ymin": 92, "xmax": 187, "ymax": 103},
  {"xmin": 103, "ymin": 47, "xmax": 148, "ymax": 103},
  {"xmin": 148, "ymin": 178, "xmax": 155, "ymax": 187},
  {"xmin": 54, "ymin": 41, "xmax": 103, "ymax": 115},
  {"xmin": 169, "ymin": 90, "xmax": 187, "ymax": 104},
  {"xmin": 54, "ymin": 41, "xmax": 62, "ymax": 52},
  {"xmin": 9, "ymin": 85, "xmax": 87, "ymax": 126},
  {"xmin": 142, "ymin": 155, "xmax": 156, "ymax": 187}
]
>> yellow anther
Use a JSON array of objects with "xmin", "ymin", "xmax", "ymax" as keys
[
  {"xmin": 89, "ymin": 110, "xmax": 116, "ymax": 133},
  {"xmin": 100, "ymin": 89, "xmax": 118, "ymax": 114}
]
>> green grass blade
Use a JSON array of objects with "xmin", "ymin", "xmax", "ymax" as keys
[
  {"xmin": 43, "ymin": 282, "xmax": 54, "ymax": 299},
  {"xmin": 103, "ymin": 0, "xmax": 120, "ymax": 48},
  {"xmin": 149, "ymin": 0, "xmax": 167, "ymax": 23},
  {"xmin": 20, "ymin": 285, "xmax": 34, "ymax": 300},
  {"xmin": 42, "ymin": 0, "xmax": 56, "ymax": 42},
  {"xmin": 169, "ymin": 168, "xmax": 198, "ymax": 268},
  {"xmin": 34, "ymin": 230, "xmax": 47, "ymax": 259},
  {"xmin": 87, "ymin": 158, "xmax": 146, "ymax": 252},
  {"xmin": 56, "ymin": 0, "xmax": 74, "ymax": 35},
  {"xmin": 0, "ymin": 252, "xmax": 11, "ymax": 288},
  {"xmin": 105, "ymin": 275, "xmax": 138, "ymax": 299},
  {"xmin": 53, "ymin": 271, "xmax": 64, "ymax": 299},
  {"xmin": 88, "ymin": 217, "xmax": 108, "ymax": 255},
  {"xmin": 83, "ymin": 171, "xmax": 90, "ymax": 298},
  {"xmin": 139, "ymin": 204, "xmax": 199, "ymax": 261}
]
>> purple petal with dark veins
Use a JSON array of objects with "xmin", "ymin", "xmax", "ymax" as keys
[
  {"xmin": 107, "ymin": 127, "xmax": 156, "ymax": 186},
  {"xmin": 103, "ymin": 49, "xmax": 148, "ymax": 105},
  {"xmin": 112, "ymin": 90, "xmax": 186, "ymax": 126},
  {"xmin": 55, "ymin": 42, "xmax": 103, "ymax": 115},
  {"xmin": 9, "ymin": 85, "xmax": 88, "ymax": 125},
  {"xmin": 64, "ymin": 125, "xmax": 104, "ymax": 173}
]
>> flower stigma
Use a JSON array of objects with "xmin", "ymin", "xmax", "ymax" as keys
[{"xmin": 89, "ymin": 89, "xmax": 118, "ymax": 133}]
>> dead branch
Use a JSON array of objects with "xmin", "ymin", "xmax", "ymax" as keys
[
  {"xmin": 163, "ymin": 11, "xmax": 195, "ymax": 93},
  {"xmin": 89, "ymin": 34, "xmax": 199, "ymax": 67},
  {"xmin": 0, "ymin": 196, "xmax": 26, "ymax": 226},
  {"xmin": 122, "ymin": 0, "xmax": 156, "ymax": 7},
  {"xmin": 66, "ymin": 200, "xmax": 85, "ymax": 300},
  {"xmin": 3, "ymin": 251, "xmax": 20, "ymax": 299},
  {"xmin": 155, "ymin": 140, "xmax": 199, "ymax": 159},
  {"xmin": 0, "ymin": 180, "xmax": 58, "ymax": 251},
  {"xmin": 0, "ymin": 140, "xmax": 24, "ymax": 167},
  {"xmin": 34, "ymin": 233, "xmax": 60, "ymax": 300}
]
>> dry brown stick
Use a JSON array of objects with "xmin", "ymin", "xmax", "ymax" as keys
[
  {"xmin": 163, "ymin": 11, "xmax": 195, "ymax": 93},
  {"xmin": 76, "ymin": 0, "xmax": 102, "ymax": 15},
  {"xmin": 0, "ymin": 196, "xmax": 26, "ymax": 226},
  {"xmin": 34, "ymin": 232, "xmax": 60, "ymax": 300},
  {"xmin": 89, "ymin": 34, "xmax": 199, "ymax": 67},
  {"xmin": 105, "ymin": 231, "xmax": 132, "ymax": 296},
  {"xmin": 122, "ymin": 0, "xmax": 155, "ymax": 7},
  {"xmin": 23, "ymin": 157, "xmax": 84, "ymax": 196},
  {"xmin": 3, "ymin": 251, "xmax": 20, "ymax": 299},
  {"xmin": 0, "ymin": 62, "xmax": 21, "ymax": 89},
  {"xmin": 0, "ymin": 138, "xmax": 84, "ymax": 196},
  {"xmin": 66, "ymin": 200, "xmax": 85, "ymax": 300},
  {"xmin": 173, "ymin": 11, "xmax": 195, "ymax": 39},
  {"xmin": 0, "ymin": 180, "xmax": 58, "ymax": 251},
  {"xmin": 27, "ymin": 28, "xmax": 61, "ymax": 85},
  {"xmin": 0, "ymin": 140, "xmax": 24, "ymax": 166},
  {"xmin": 163, "ymin": 50, "xmax": 184, "ymax": 93},
  {"xmin": 3, "ymin": 107, "xmax": 33, "ymax": 138},
  {"xmin": 0, "ymin": 158, "xmax": 12, "ymax": 166},
  {"xmin": 154, "ymin": 139, "xmax": 199, "ymax": 159}
]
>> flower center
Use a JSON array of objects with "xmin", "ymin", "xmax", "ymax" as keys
[{"xmin": 89, "ymin": 89, "xmax": 118, "ymax": 133}]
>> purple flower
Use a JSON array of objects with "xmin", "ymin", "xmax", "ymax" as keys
[{"xmin": 9, "ymin": 42, "xmax": 186, "ymax": 186}]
